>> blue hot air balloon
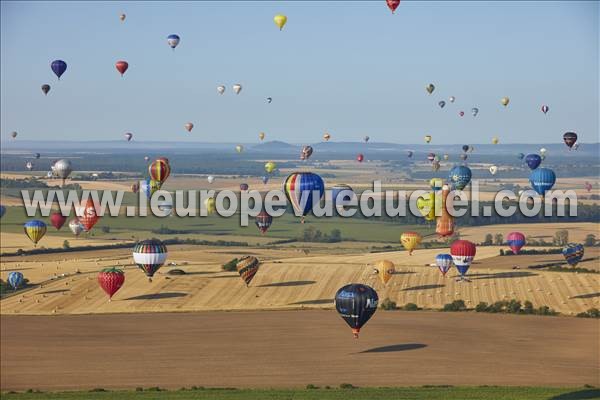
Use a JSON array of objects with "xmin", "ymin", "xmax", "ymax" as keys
[
  {"xmin": 562, "ymin": 243, "xmax": 584, "ymax": 267},
  {"xmin": 0, "ymin": 205, "xmax": 5, "ymax": 218},
  {"xmin": 435, "ymin": 254, "xmax": 453, "ymax": 276},
  {"xmin": 51, "ymin": 60, "xmax": 67, "ymax": 80},
  {"xmin": 167, "ymin": 34, "xmax": 180, "ymax": 49},
  {"xmin": 525, "ymin": 154, "xmax": 542, "ymax": 170},
  {"xmin": 517, "ymin": 152, "xmax": 525, "ymax": 160},
  {"xmin": 283, "ymin": 172, "xmax": 325, "ymax": 221},
  {"xmin": 529, "ymin": 168, "xmax": 556, "ymax": 196},
  {"xmin": 448, "ymin": 165, "xmax": 472, "ymax": 191},
  {"xmin": 261, "ymin": 176, "xmax": 269, "ymax": 185},
  {"xmin": 7, "ymin": 271, "xmax": 24, "ymax": 290}
]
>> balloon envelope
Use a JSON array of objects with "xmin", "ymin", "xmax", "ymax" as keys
[
  {"xmin": 283, "ymin": 172, "xmax": 325, "ymax": 217},
  {"xmin": 335, "ymin": 284, "xmax": 378, "ymax": 338},
  {"xmin": 24, "ymin": 220, "xmax": 47, "ymax": 245},
  {"xmin": 506, "ymin": 232, "xmax": 526, "ymax": 254},
  {"xmin": 51, "ymin": 60, "xmax": 67, "ymax": 79},
  {"xmin": 525, "ymin": 154, "xmax": 542, "ymax": 170},
  {"xmin": 562, "ymin": 243, "xmax": 584, "ymax": 267},
  {"xmin": 448, "ymin": 165, "xmax": 472, "ymax": 190},
  {"xmin": 529, "ymin": 168, "xmax": 556, "ymax": 196}
]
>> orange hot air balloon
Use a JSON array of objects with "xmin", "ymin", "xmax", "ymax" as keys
[
  {"xmin": 373, "ymin": 260, "xmax": 395, "ymax": 285},
  {"xmin": 436, "ymin": 185, "xmax": 454, "ymax": 237},
  {"xmin": 149, "ymin": 158, "xmax": 171, "ymax": 185},
  {"xmin": 78, "ymin": 198, "xmax": 100, "ymax": 232}
]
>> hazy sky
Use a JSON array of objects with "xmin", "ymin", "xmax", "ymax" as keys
[{"xmin": 1, "ymin": 1, "xmax": 598, "ymax": 144}]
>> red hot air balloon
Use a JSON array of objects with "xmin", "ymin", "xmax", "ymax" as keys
[
  {"xmin": 459, "ymin": 111, "xmax": 465, "ymax": 117},
  {"xmin": 255, "ymin": 210, "xmax": 273, "ymax": 234},
  {"xmin": 506, "ymin": 232, "xmax": 526, "ymax": 254},
  {"xmin": 450, "ymin": 240, "xmax": 476, "ymax": 280},
  {"xmin": 50, "ymin": 212, "xmax": 67, "ymax": 230},
  {"xmin": 386, "ymin": 0, "xmax": 400, "ymax": 13},
  {"xmin": 563, "ymin": 132, "xmax": 577, "ymax": 150},
  {"xmin": 356, "ymin": 154, "xmax": 364, "ymax": 163},
  {"xmin": 149, "ymin": 158, "xmax": 171, "ymax": 185},
  {"xmin": 584, "ymin": 182, "xmax": 592, "ymax": 192},
  {"xmin": 115, "ymin": 61, "xmax": 129, "ymax": 76},
  {"xmin": 77, "ymin": 198, "xmax": 100, "ymax": 232},
  {"xmin": 97, "ymin": 267, "xmax": 125, "ymax": 301}
]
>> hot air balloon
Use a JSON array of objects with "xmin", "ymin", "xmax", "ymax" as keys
[
  {"xmin": 284, "ymin": 172, "xmax": 325, "ymax": 222},
  {"xmin": 501, "ymin": 97, "xmax": 510, "ymax": 106},
  {"xmin": 267, "ymin": 97, "xmax": 272, "ymax": 103},
  {"xmin": 68, "ymin": 218, "xmax": 84, "ymax": 236},
  {"xmin": 438, "ymin": 101, "xmax": 445, "ymax": 108},
  {"xmin": 541, "ymin": 105, "xmax": 549, "ymax": 114},
  {"xmin": 429, "ymin": 178, "xmax": 443, "ymax": 191},
  {"xmin": 132, "ymin": 239, "xmax": 168, "ymax": 281},
  {"xmin": 255, "ymin": 210, "xmax": 273, "ymax": 234},
  {"xmin": 11, "ymin": 131, "xmax": 17, "ymax": 139},
  {"xmin": 529, "ymin": 168, "xmax": 556, "ymax": 196},
  {"xmin": 51, "ymin": 60, "xmax": 67, "ymax": 80},
  {"xmin": 563, "ymin": 132, "xmax": 577, "ymax": 150},
  {"xmin": 115, "ymin": 60, "xmax": 128, "ymax": 76},
  {"xmin": 449, "ymin": 96, "xmax": 455, "ymax": 103},
  {"xmin": 584, "ymin": 182, "xmax": 592, "ymax": 193},
  {"xmin": 207, "ymin": 175, "xmax": 215, "ymax": 184},
  {"xmin": 448, "ymin": 165, "xmax": 472, "ymax": 190},
  {"xmin": 232, "ymin": 84, "xmax": 242, "ymax": 94},
  {"xmin": 144, "ymin": 156, "xmax": 150, "ymax": 161},
  {"xmin": 77, "ymin": 198, "xmax": 100, "ymax": 232},
  {"xmin": 363, "ymin": 136, "xmax": 370, "ymax": 143},
  {"xmin": 98, "ymin": 267, "xmax": 125, "ymax": 301},
  {"xmin": 265, "ymin": 161, "xmax": 277, "ymax": 174},
  {"xmin": 335, "ymin": 284, "xmax": 378, "ymax": 338},
  {"xmin": 424, "ymin": 135, "xmax": 432, "ymax": 143},
  {"xmin": 400, "ymin": 231, "xmax": 422, "ymax": 255},
  {"xmin": 443, "ymin": 154, "xmax": 449, "ymax": 160},
  {"xmin": 435, "ymin": 254, "xmax": 453, "ymax": 276},
  {"xmin": 331, "ymin": 184, "xmax": 355, "ymax": 213},
  {"xmin": 50, "ymin": 212, "xmax": 67, "ymax": 230},
  {"xmin": 0, "ymin": 205, "xmax": 5, "ymax": 218},
  {"xmin": 204, "ymin": 197, "xmax": 216, "ymax": 215},
  {"xmin": 406, "ymin": 150, "xmax": 413, "ymax": 158},
  {"xmin": 539, "ymin": 148, "xmax": 547, "ymax": 155},
  {"xmin": 459, "ymin": 111, "xmax": 465, "ymax": 117},
  {"xmin": 7, "ymin": 271, "xmax": 24, "ymax": 290},
  {"xmin": 149, "ymin": 158, "xmax": 171, "ymax": 185},
  {"xmin": 167, "ymin": 34, "xmax": 180, "ymax": 49},
  {"xmin": 261, "ymin": 175, "xmax": 269, "ymax": 185},
  {"xmin": 356, "ymin": 154, "xmax": 364, "ymax": 163},
  {"xmin": 525, "ymin": 154, "xmax": 542, "ymax": 170},
  {"xmin": 34, "ymin": 153, "xmax": 41, "ymax": 159},
  {"xmin": 323, "ymin": 133, "xmax": 331, "ymax": 141},
  {"xmin": 240, "ymin": 183, "xmax": 249, "ymax": 191},
  {"xmin": 217, "ymin": 85, "xmax": 225, "ymax": 95},
  {"xmin": 492, "ymin": 137, "xmax": 499, "ymax": 145},
  {"xmin": 119, "ymin": 13, "xmax": 126, "ymax": 21},
  {"xmin": 236, "ymin": 256, "xmax": 260, "ymax": 286},
  {"xmin": 427, "ymin": 153, "xmax": 436, "ymax": 162},
  {"xmin": 471, "ymin": 107, "xmax": 479, "ymax": 117},
  {"xmin": 386, "ymin": 0, "xmax": 400, "ymax": 13},
  {"xmin": 562, "ymin": 243, "xmax": 584, "ymax": 267},
  {"xmin": 41, "ymin": 84, "xmax": 51, "ymax": 95},
  {"xmin": 24, "ymin": 220, "xmax": 47, "ymax": 246},
  {"xmin": 273, "ymin": 14, "xmax": 287, "ymax": 30},
  {"xmin": 26, "ymin": 161, "xmax": 33, "ymax": 171},
  {"xmin": 236, "ymin": 145, "xmax": 244, "ymax": 153},
  {"xmin": 517, "ymin": 152, "xmax": 525, "ymax": 160},
  {"xmin": 302, "ymin": 145, "xmax": 314, "ymax": 160},
  {"xmin": 53, "ymin": 159, "xmax": 72, "ymax": 185},
  {"xmin": 489, "ymin": 165, "xmax": 498, "ymax": 175},
  {"xmin": 426, "ymin": 84, "xmax": 435, "ymax": 94},
  {"xmin": 259, "ymin": 132, "xmax": 265, "ymax": 141},
  {"xmin": 140, "ymin": 178, "xmax": 161, "ymax": 199},
  {"xmin": 436, "ymin": 186, "xmax": 454, "ymax": 238},
  {"xmin": 124, "ymin": 132, "xmax": 133, "ymax": 141},
  {"xmin": 373, "ymin": 260, "xmax": 395, "ymax": 285},
  {"xmin": 506, "ymin": 232, "xmax": 525, "ymax": 254},
  {"xmin": 185, "ymin": 122, "xmax": 194, "ymax": 132},
  {"xmin": 131, "ymin": 182, "xmax": 139, "ymax": 193},
  {"xmin": 450, "ymin": 240, "xmax": 476, "ymax": 281},
  {"xmin": 462, "ymin": 145, "xmax": 469, "ymax": 153},
  {"xmin": 417, "ymin": 193, "xmax": 435, "ymax": 221}
]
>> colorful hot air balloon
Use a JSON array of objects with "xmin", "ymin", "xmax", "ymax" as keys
[
  {"xmin": 255, "ymin": 210, "xmax": 273, "ymax": 235},
  {"xmin": 448, "ymin": 165, "xmax": 472, "ymax": 190},
  {"xmin": 450, "ymin": 240, "xmax": 476, "ymax": 280},
  {"xmin": 240, "ymin": 183, "xmax": 249, "ymax": 191},
  {"xmin": 562, "ymin": 243, "xmax": 584, "ymax": 267},
  {"xmin": 500, "ymin": 97, "xmax": 510, "ymax": 106},
  {"xmin": 182, "ymin": 122, "xmax": 194, "ymax": 133},
  {"xmin": 132, "ymin": 239, "xmax": 168, "ymax": 281},
  {"xmin": 119, "ymin": 13, "xmax": 126, "ymax": 22},
  {"xmin": 41, "ymin": 84, "xmax": 51, "ymax": 95},
  {"xmin": 563, "ymin": 132, "xmax": 578, "ymax": 150},
  {"xmin": 167, "ymin": 34, "xmax": 180, "ymax": 49},
  {"xmin": 427, "ymin": 153, "xmax": 436, "ymax": 162},
  {"xmin": 301, "ymin": 145, "xmax": 314, "ymax": 160},
  {"xmin": 335, "ymin": 284, "xmax": 378, "ymax": 339},
  {"xmin": 149, "ymin": 158, "xmax": 171, "ymax": 185},
  {"xmin": 259, "ymin": 132, "xmax": 265, "ymax": 141},
  {"xmin": 115, "ymin": 60, "xmax": 128, "ymax": 76},
  {"xmin": 50, "ymin": 212, "xmax": 67, "ymax": 230},
  {"xmin": 435, "ymin": 254, "xmax": 453, "ymax": 276},
  {"xmin": 140, "ymin": 178, "xmax": 161, "ymax": 199},
  {"xmin": 417, "ymin": 193, "xmax": 435, "ymax": 221},
  {"xmin": 438, "ymin": 100, "xmax": 445, "ymax": 108},
  {"xmin": 459, "ymin": 111, "xmax": 465, "ymax": 117},
  {"xmin": 323, "ymin": 133, "xmax": 331, "ymax": 141},
  {"xmin": 436, "ymin": 186, "xmax": 454, "ymax": 238},
  {"xmin": 331, "ymin": 184, "xmax": 355, "ymax": 213},
  {"xmin": 424, "ymin": 135, "xmax": 432, "ymax": 143},
  {"xmin": 264, "ymin": 161, "xmax": 277, "ymax": 174},
  {"xmin": 236, "ymin": 256, "xmax": 260, "ymax": 286},
  {"xmin": 356, "ymin": 153, "xmax": 364, "ymax": 163},
  {"xmin": 425, "ymin": 84, "xmax": 435, "ymax": 94},
  {"xmin": 386, "ymin": 0, "xmax": 400, "ymax": 13},
  {"xmin": 232, "ymin": 84, "xmax": 242, "ymax": 94},
  {"xmin": 51, "ymin": 60, "xmax": 67, "ymax": 80},
  {"xmin": 273, "ymin": 14, "xmax": 287, "ymax": 30},
  {"xmin": 77, "ymin": 198, "xmax": 100, "ymax": 232},
  {"xmin": 68, "ymin": 218, "xmax": 84, "ymax": 236},
  {"xmin": 98, "ymin": 267, "xmax": 125, "ymax": 300},
  {"xmin": 541, "ymin": 105, "xmax": 549, "ymax": 114},
  {"xmin": 284, "ymin": 172, "xmax": 325, "ymax": 222},
  {"xmin": 53, "ymin": 159, "xmax": 72, "ymax": 185},
  {"xmin": 124, "ymin": 132, "xmax": 133, "ymax": 141},
  {"xmin": 8, "ymin": 271, "xmax": 24, "ymax": 290},
  {"xmin": 24, "ymin": 220, "xmax": 47, "ymax": 246},
  {"xmin": 506, "ymin": 232, "xmax": 526, "ymax": 254},
  {"xmin": 373, "ymin": 260, "xmax": 395, "ymax": 285},
  {"xmin": 529, "ymin": 168, "xmax": 556, "ymax": 196},
  {"xmin": 525, "ymin": 154, "xmax": 542, "ymax": 170},
  {"xmin": 400, "ymin": 231, "xmax": 422, "ymax": 255},
  {"xmin": 217, "ymin": 85, "xmax": 225, "ymax": 95}
]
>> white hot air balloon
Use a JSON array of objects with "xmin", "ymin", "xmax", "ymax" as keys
[
  {"xmin": 232, "ymin": 84, "xmax": 242, "ymax": 95},
  {"xmin": 53, "ymin": 159, "xmax": 73, "ymax": 185},
  {"xmin": 207, "ymin": 175, "xmax": 215, "ymax": 184},
  {"xmin": 217, "ymin": 85, "xmax": 225, "ymax": 95},
  {"xmin": 26, "ymin": 161, "xmax": 33, "ymax": 171},
  {"xmin": 449, "ymin": 96, "xmax": 456, "ymax": 103},
  {"xmin": 489, "ymin": 165, "xmax": 498, "ymax": 175}
]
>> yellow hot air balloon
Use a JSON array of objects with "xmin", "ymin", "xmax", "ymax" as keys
[
  {"xmin": 400, "ymin": 231, "xmax": 422, "ymax": 255},
  {"xmin": 204, "ymin": 197, "xmax": 216, "ymax": 215},
  {"xmin": 492, "ymin": 137, "xmax": 499, "ymax": 145},
  {"xmin": 24, "ymin": 220, "xmax": 47, "ymax": 246},
  {"xmin": 264, "ymin": 161, "xmax": 277, "ymax": 174},
  {"xmin": 274, "ymin": 14, "xmax": 287, "ymax": 31},
  {"xmin": 259, "ymin": 132, "xmax": 265, "ymax": 141},
  {"xmin": 424, "ymin": 135, "xmax": 432, "ymax": 144},
  {"xmin": 417, "ymin": 193, "xmax": 435, "ymax": 221},
  {"xmin": 323, "ymin": 132, "xmax": 331, "ymax": 141},
  {"xmin": 501, "ymin": 97, "xmax": 510, "ymax": 107},
  {"xmin": 373, "ymin": 260, "xmax": 395, "ymax": 285},
  {"xmin": 235, "ymin": 145, "xmax": 244, "ymax": 153}
]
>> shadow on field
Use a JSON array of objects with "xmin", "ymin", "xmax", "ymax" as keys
[
  {"xmin": 3, "ymin": 267, "xmax": 33, "ymax": 272},
  {"xmin": 124, "ymin": 292, "xmax": 187, "ymax": 300},
  {"xmin": 402, "ymin": 284, "xmax": 444, "ymax": 291},
  {"xmin": 570, "ymin": 292, "xmax": 600, "ymax": 299},
  {"xmin": 210, "ymin": 275, "xmax": 238, "ymax": 279},
  {"xmin": 470, "ymin": 271, "xmax": 537, "ymax": 280},
  {"xmin": 258, "ymin": 280, "xmax": 316, "ymax": 288},
  {"xmin": 359, "ymin": 343, "xmax": 427, "ymax": 354},
  {"xmin": 289, "ymin": 299, "xmax": 332, "ymax": 305},
  {"xmin": 39, "ymin": 289, "xmax": 70, "ymax": 295},
  {"xmin": 392, "ymin": 271, "xmax": 415, "ymax": 276},
  {"xmin": 549, "ymin": 389, "xmax": 600, "ymax": 399}
]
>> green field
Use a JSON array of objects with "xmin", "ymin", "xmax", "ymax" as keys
[{"xmin": 2, "ymin": 387, "xmax": 599, "ymax": 400}]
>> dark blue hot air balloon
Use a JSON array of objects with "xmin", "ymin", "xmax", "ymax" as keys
[
  {"xmin": 8, "ymin": 271, "xmax": 24, "ymax": 290},
  {"xmin": 529, "ymin": 168, "xmax": 556, "ymax": 196},
  {"xmin": 335, "ymin": 284, "xmax": 378, "ymax": 338},
  {"xmin": 51, "ymin": 60, "xmax": 67, "ymax": 80},
  {"xmin": 448, "ymin": 165, "xmax": 472, "ymax": 191},
  {"xmin": 525, "ymin": 154, "xmax": 542, "ymax": 170},
  {"xmin": 261, "ymin": 176, "xmax": 269, "ymax": 185},
  {"xmin": 562, "ymin": 243, "xmax": 584, "ymax": 267}
]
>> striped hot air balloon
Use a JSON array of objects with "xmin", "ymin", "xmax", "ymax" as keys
[
  {"xmin": 435, "ymin": 254, "xmax": 453, "ymax": 276},
  {"xmin": 400, "ymin": 231, "xmax": 422, "ymax": 255},
  {"xmin": 255, "ymin": 210, "xmax": 273, "ymax": 235},
  {"xmin": 77, "ymin": 199, "xmax": 100, "ymax": 232},
  {"xmin": 97, "ymin": 267, "xmax": 125, "ymax": 301},
  {"xmin": 236, "ymin": 256, "xmax": 260, "ymax": 287},
  {"xmin": 149, "ymin": 158, "xmax": 171, "ymax": 185},
  {"xmin": 7, "ymin": 271, "xmax": 24, "ymax": 290},
  {"xmin": 132, "ymin": 239, "xmax": 168, "ymax": 281},
  {"xmin": 562, "ymin": 243, "xmax": 584, "ymax": 267},
  {"xmin": 450, "ymin": 240, "xmax": 476, "ymax": 281},
  {"xmin": 283, "ymin": 172, "xmax": 325, "ymax": 223},
  {"xmin": 506, "ymin": 232, "xmax": 526, "ymax": 254},
  {"xmin": 23, "ymin": 220, "xmax": 47, "ymax": 246}
]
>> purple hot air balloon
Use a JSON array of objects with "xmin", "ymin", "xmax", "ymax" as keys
[{"xmin": 51, "ymin": 60, "xmax": 67, "ymax": 80}]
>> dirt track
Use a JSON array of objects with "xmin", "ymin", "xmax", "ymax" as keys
[{"xmin": 1, "ymin": 310, "xmax": 598, "ymax": 391}]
